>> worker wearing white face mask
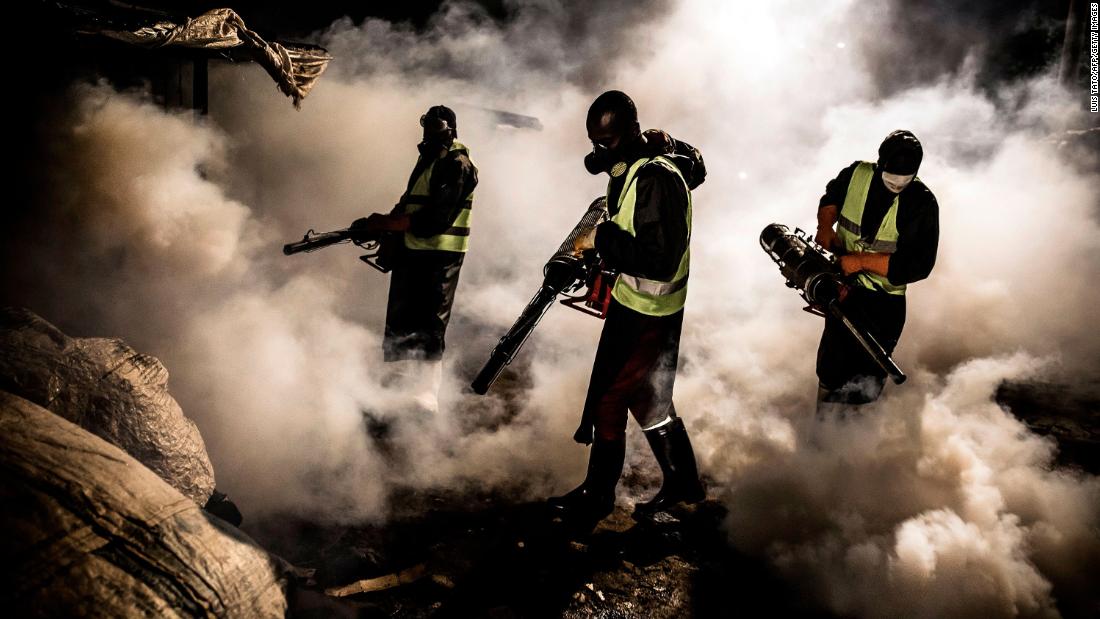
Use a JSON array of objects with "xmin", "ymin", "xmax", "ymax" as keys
[{"xmin": 813, "ymin": 130, "xmax": 940, "ymax": 406}]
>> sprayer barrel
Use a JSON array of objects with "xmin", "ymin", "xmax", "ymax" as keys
[
  {"xmin": 471, "ymin": 352, "xmax": 508, "ymax": 395},
  {"xmin": 826, "ymin": 302, "xmax": 907, "ymax": 385},
  {"xmin": 471, "ymin": 197, "xmax": 609, "ymax": 395},
  {"xmin": 283, "ymin": 230, "xmax": 350, "ymax": 255},
  {"xmin": 471, "ymin": 286, "xmax": 559, "ymax": 394},
  {"xmin": 283, "ymin": 240, "xmax": 314, "ymax": 255}
]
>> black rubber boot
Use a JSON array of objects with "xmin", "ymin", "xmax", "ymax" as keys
[
  {"xmin": 547, "ymin": 439, "xmax": 626, "ymax": 523},
  {"xmin": 633, "ymin": 418, "xmax": 705, "ymax": 518}
]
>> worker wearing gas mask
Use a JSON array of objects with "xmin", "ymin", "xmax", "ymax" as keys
[
  {"xmin": 548, "ymin": 90, "xmax": 706, "ymax": 525},
  {"xmin": 353, "ymin": 105, "xmax": 478, "ymax": 419},
  {"xmin": 813, "ymin": 130, "xmax": 939, "ymax": 406}
]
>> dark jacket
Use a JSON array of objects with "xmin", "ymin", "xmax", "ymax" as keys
[
  {"xmin": 382, "ymin": 143, "xmax": 477, "ymax": 361},
  {"xmin": 402, "ymin": 145, "xmax": 478, "ymax": 240},
  {"xmin": 596, "ymin": 165, "xmax": 689, "ymax": 281},
  {"xmin": 594, "ymin": 135, "xmax": 698, "ymax": 282},
  {"xmin": 819, "ymin": 160, "xmax": 939, "ymax": 285}
]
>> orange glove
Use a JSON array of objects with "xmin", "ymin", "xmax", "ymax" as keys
[
  {"xmin": 839, "ymin": 254, "xmax": 863, "ymax": 275},
  {"xmin": 839, "ymin": 253, "xmax": 890, "ymax": 276}
]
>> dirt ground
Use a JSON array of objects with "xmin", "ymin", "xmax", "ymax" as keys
[
  {"xmin": 245, "ymin": 378, "xmax": 1099, "ymax": 618},
  {"xmin": 252, "ymin": 493, "xmax": 838, "ymax": 619}
]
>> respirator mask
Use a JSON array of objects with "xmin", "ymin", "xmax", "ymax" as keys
[
  {"xmin": 584, "ymin": 138, "xmax": 633, "ymax": 177},
  {"xmin": 881, "ymin": 171, "xmax": 915, "ymax": 193},
  {"xmin": 419, "ymin": 114, "xmax": 454, "ymax": 153}
]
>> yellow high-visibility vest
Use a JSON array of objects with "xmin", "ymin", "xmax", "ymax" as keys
[
  {"xmin": 401, "ymin": 142, "xmax": 474, "ymax": 252},
  {"xmin": 837, "ymin": 161, "xmax": 907, "ymax": 295},
  {"xmin": 608, "ymin": 156, "xmax": 692, "ymax": 316}
]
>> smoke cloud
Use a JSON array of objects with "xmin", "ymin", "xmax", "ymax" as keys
[{"xmin": 5, "ymin": 0, "xmax": 1099, "ymax": 616}]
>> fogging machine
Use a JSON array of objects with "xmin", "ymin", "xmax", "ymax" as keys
[
  {"xmin": 283, "ymin": 223, "xmax": 394, "ymax": 272},
  {"xmin": 471, "ymin": 197, "xmax": 615, "ymax": 395},
  {"xmin": 760, "ymin": 223, "xmax": 906, "ymax": 385}
]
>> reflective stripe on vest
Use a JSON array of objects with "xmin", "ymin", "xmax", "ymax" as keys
[
  {"xmin": 837, "ymin": 161, "xmax": 906, "ymax": 295},
  {"xmin": 608, "ymin": 155, "xmax": 692, "ymax": 316},
  {"xmin": 402, "ymin": 141, "xmax": 474, "ymax": 252}
]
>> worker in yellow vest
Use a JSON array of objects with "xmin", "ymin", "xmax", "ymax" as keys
[
  {"xmin": 549, "ymin": 91, "xmax": 706, "ymax": 525},
  {"xmin": 814, "ymin": 130, "xmax": 939, "ymax": 406},
  {"xmin": 353, "ymin": 105, "xmax": 478, "ymax": 418}
]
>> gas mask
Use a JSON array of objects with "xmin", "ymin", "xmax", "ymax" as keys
[
  {"xmin": 584, "ymin": 141, "xmax": 632, "ymax": 177},
  {"xmin": 419, "ymin": 114, "xmax": 454, "ymax": 153},
  {"xmin": 881, "ymin": 171, "xmax": 915, "ymax": 193}
]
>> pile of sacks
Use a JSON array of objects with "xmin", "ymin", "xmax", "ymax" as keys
[{"xmin": 0, "ymin": 308, "xmax": 286, "ymax": 617}]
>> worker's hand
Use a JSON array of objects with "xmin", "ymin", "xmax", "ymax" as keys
[
  {"xmin": 838, "ymin": 253, "xmax": 864, "ymax": 276},
  {"xmin": 382, "ymin": 213, "xmax": 411, "ymax": 232},
  {"xmin": 573, "ymin": 227, "xmax": 597, "ymax": 254},
  {"xmin": 352, "ymin": 213, "xmax": 408, "ymax": 233},
  {"xmin": 815, "ymin": 226, "xmax": 839, "ymax": 251},
  {"xmin": 350, "ymin": 213, "xmax": 384, "ymax": 231}
]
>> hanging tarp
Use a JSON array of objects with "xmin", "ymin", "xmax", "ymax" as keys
[{"xmin": 92, "ymin": 7, "xmax": 332, "ymax": 108}]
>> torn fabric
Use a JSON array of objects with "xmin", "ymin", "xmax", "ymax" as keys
[{"xmin": 96, "ymin": 8, "xmax": 332, "ymax": 108}]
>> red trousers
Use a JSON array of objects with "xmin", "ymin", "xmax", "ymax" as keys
[{"xmin": 579, "ymin": 299, "xmax": 683, "ymax": 443}]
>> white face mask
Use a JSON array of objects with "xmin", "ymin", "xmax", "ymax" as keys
[{"xmin": 882, "ymin": 171, "xmax": 915, "ymax": 193}]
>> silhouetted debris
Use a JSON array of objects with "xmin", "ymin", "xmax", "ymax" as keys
[
  {"xmin": 327, "ymin": 564, "xmax": 429, "ymax": 596},
  {"xmin": 0, "ymin": 390, "xmax": 287, "ymax": 617},
  {"xmin": 0, "ymin": 307, "xmax": 216, "ymax": 505},
  {"xmin": 205, "ymin": 489, "xmax": 245, "ymax": 526}
]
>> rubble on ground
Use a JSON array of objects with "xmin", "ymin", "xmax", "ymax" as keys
[{"xmin": 248, "ymin": 490, "xmax": 834, "ymax": 618}]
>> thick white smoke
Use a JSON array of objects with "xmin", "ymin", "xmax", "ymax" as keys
[{"xmin": 13, "ymin": 0, "xmax": 1100, "ymax": 616}]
